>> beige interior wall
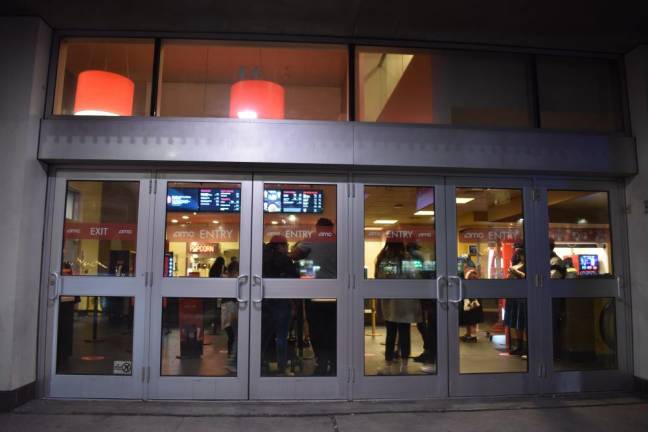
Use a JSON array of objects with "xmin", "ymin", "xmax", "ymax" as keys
[{"xmin": 359, "ymin": 53, "xmax": 413, "ymax": 122}]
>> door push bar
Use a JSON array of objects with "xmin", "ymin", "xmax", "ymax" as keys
[
  {"xmin": 48, "ymin": 272, "xmax": 61, "ymax": 302},
  {"xmin": 252, "ymin": 274, "xmax": 264, "ymax": 304},
  {"xmin": 236, "ymin": 274, "xmax": 249, "ymax": 305},
  {"xmin": 447, "ymin": 275, "xmax": 463, "ymax": 304}
]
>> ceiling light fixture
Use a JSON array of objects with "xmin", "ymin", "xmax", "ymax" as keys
[
  {"xmin": 373, "ymin": 219, "xmax": 398, "ymax": 224},
  {"xmin": 414, "ymin": 210, "xmax": 435, "ymax": 216},
  {"xmin": 73, "ymin": 70, "xmax": 134, "ymax": 116},
  {"xmin": 229, "ymin": 80, "xmax": 285, "ymax": 120},
  {"xmin": 456, "ymin": 197, "xmax": 475, "ymax": 204}
]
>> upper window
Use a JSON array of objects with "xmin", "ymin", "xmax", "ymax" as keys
[
  {"xmin": 455, "ymin": 188, "xmax": 524, "ymax": 280},
  {"xmin": 547, "ymin": 191, "xmax": 613, "ymax": 278},
  {"xmin": 62, "ymin": 181, "xmax": 139, "ymax": 276},
  {"xmin": 157, "ymin": 41, "xmax": 348, "ymax": 121},
  {"xmin": 164, "ymin": 182, "xmax": 241, "ymax": 278},
  {"xmin": 364, "ymin": 186, "xmax": 436, "ymax": 280},
  {"xmin": 537, "ymin": 56, "xmax": 623, "ymax": 132},
  {"xmin": 357, "ymin": 47, "xmax": 532, "ymax": 128},
  {"xmin": 53, "ymin": 38, "xmax": 154, "ymax": 116}
]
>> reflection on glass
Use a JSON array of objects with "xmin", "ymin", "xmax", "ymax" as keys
[
  {"xmin": 459, "ymin": 298, "xmax": 528, "ymax": 374},
  {"xmin": 357, "ymin": 48, "xmax": 531, "ymax": 128},
  {"xmin": 53, "ymin": 38, "xmax": 154, "ymax": 116},
  {"xmin": 365, "ymin": 298, "xmax": 436, "ymax": 376},
  {"xmin": 548, "ymin": 191, "xmax": 612, "ymax": 279},
  {"xmin": 263, "ymin": 184, "xmax": 337, "ymax": 279},
  {"xmin": 161, "ymin": 298, "xmax": 238, "ymax": 376},
  {"xmin": 158, "ymin": 40, "xmax": 348, "ymax": 121},
  {"xmin": 62, "ymin": 181, "xmax": 139, "ymax": 276},
  {"xmin": 164, "ymin": 182, "xmax": 241, "ymax": 278},
  {"xmin": 56, "ymin": 296, "xmax": 134, "ymax": 375},
  {"xmin": 537, "ymin": 56, "xmax": 623, "ymax": 132},
  {"xmin": 261, "ymin": 299, "xmax": 336, "ymax": 377},
  {"xmin": 553, "ymin": 298, "xmax": 617, "ymax": 371},
  {"xmin": 456, "ymin": 188, "xmax": 524, "ymax": 280},
  {"xmin": 364, "ymin": 186, "xmax": 436, "ymax": 280}
]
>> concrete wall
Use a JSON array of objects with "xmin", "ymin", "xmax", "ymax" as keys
[
  {"xmin": 0, "ymin": 17, "xmax": 51, "ymax": 393},
  {"xmin": 625, "ymin": 46, "xmax": 648, "ymax": 381}
]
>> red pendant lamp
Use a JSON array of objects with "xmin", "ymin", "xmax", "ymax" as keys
[
  {"xmin": 229, "ymin": 80, "xmax": 284, "ymax": 120},
  {"xmin": 73, "ymin": 70, "xmax": 135, "ymax": 116}
]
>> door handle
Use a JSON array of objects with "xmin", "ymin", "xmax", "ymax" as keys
[
  {"xmin": 616, "ymin": 276, "xmax": 623, "ymax": 299},
  {"xmin": 236, "ymin": 274, "xmax": 249, "ymax": 304},
  {"xmin": 48, "ymin": 272, "xmax": 61, "ymax": 302},
  {"xmin": 252, "ymin": 274, "xmax": 264, "ymax": 304},
  {"xmin": 436, "ymin": 275, "xmax": 447, "ymax": 303},
  {"xmin": 447, "ymin": 275, "xmax": 463, "ymax": 304}
]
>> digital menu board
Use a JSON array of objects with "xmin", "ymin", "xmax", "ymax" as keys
[
  {"xmin": 199, "ymin": 188, "xmax": 241, "ymax": 212},
  {"xmin": 264, "ymin": 189, "xmax": 282, "ymax": 213},
  {"xmin": 167, "ymin": 188, "xmax": 199, "ymax": 211},
  {"xmin": 264, "ymin": 189, "xmax": 323, "ymax": 213},
  {"xmin": 167, "ymin": 188, "xmax": 241, "ymax": 213}
]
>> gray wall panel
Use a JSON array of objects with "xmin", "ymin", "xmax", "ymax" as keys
[
  {"xmin": 39, "ymin": 118, "xmax": 355, "ymax": 165},
  {"xmin": 354, "ymin": 124, "xmax": 636, "ymax": 175},
  {"xmin": 0, "ymin": 17, "xmax": 51, "ymax": 394},
  {"xmin": 39, "ymin": 117, "xmax": 637, "ymax": 176},
  {"xmin": 625, "ymin": 46, "xmax": 648, "ymax": 381}
]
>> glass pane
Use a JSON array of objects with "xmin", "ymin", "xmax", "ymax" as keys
[
  {"xmin": 456, "ymin": 188, "xmax": 524, "ymax": 280},
  {"xmin": 165, "ymin": 182, "xmax": 241, "ymax": 278},
  {"xmin": 161, "ymin": 298, "xmax": 238, "ymax": 376},
  {"xmin": 553, "ymin": 298, "xmax": 617, "ymax": 371},
  {"xmin": 459, "ymin": 298, "xmax": 528, "ymax": 374},
  {"xmin": 364, "ymin": 299, "xmax": 437, "ymax": 376},
  {"xmin": 357, "ymin": 47, "xmax": 531, "ymax": 127},
  {"xmin": 56, "ymin": 296, "xmax": 134, "ymax": 375},
  {"xmin": 158, "ymin": 40, "xmax": 348, "ymax": 121},
  {"xmin": 62, "ymin": 181, "xmax": 139, "ymax": 276},
  {"xmin": 261, "ymin": 299, "xmax": 336, "ymax": 377},
  {"xmin": 364, "ymin": 186, "xmax": 436, "ymax": 280},
  {"xmin": 263, "ymin": 183, "xmax": 337, "ymax": 279},
  {"xmin": 547, "ymin": 191, "xmax": 612, "ymax": 278},
  {"xmin": 53, "ymin": 38, "xmax": 154, "ymax": 116},
  {"xmin": 537, "ymin": 56, "xmax": 623, "ymax": 132}
]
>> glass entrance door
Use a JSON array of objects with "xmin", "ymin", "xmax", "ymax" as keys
[
  {"xmin": 444, "ymin": 178, "xmax": 540, "ymax": 396},
  {"xmin": 351, "ymin": 176, "xmax": 448, "ymax": 399},
  {"xmin": 46, "ymin": 171, "xmax": 152, "ymax": 398},
  {"xmin": 148, "ymin": 174, "xmax": 252, "ymax": 399},
  {"xmin": 349, "ymin": 176, "xmax": 546, "ymax": 398},
  {"xmin": 533, "ymin": 180, "xmax": 633, "ymax": 393},
  {"xmin": 44, "ymin": 171, "xmax": 632, "ymax": 401},
  {"xmin": 248, "ymin": 175, "xmax": 349, "ymax": 399}
]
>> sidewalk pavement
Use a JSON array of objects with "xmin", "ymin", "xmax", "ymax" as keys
[{"xmin": 1, "ymin": 393, "xmax": 647, "ymax": 431}]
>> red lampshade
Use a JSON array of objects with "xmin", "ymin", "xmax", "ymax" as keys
[
  {"xmin": 73, "ymin": 70, "xmax": 135, "ymax": 116},
  {"xmin": 229, "ymin": 80, "xmax": 285, "ymax": 120}
]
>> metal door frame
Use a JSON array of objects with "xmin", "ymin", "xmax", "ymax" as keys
[
  {"xmin": 45, "ymin": 170, "xmax": 153, "ymax": 399},
  {"xmin": 350, "ymin": 174, "xmax": 449, "ymax": 399},
  {"xmin": 532, "ymin": 178, "xmax": 633, "ymax": 393},
  {"xmin": 147, "ymin": 172, "xmax": 253, "ymax": 399},
  {"xmin": 444, "ymin": 176, "xmax": 541, "ymax": 397},
  {"xmin": 248, "ymin": 173, "xmax": 350, "ymax": 399}
]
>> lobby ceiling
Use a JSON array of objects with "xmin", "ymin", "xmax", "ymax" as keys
[{"xmin": 2, "ymin": 0, "xmax": 648, "ymax": 53}]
